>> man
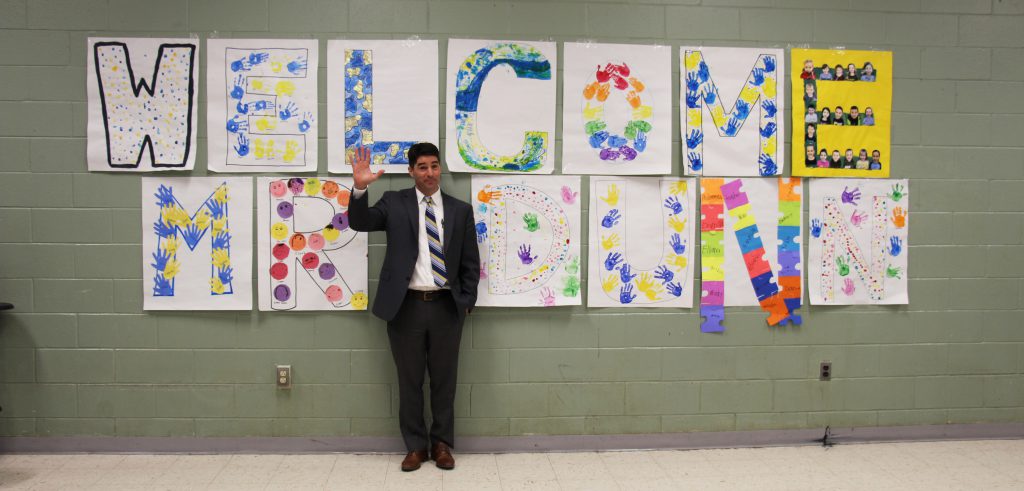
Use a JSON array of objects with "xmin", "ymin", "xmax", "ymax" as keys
[{"xmin": 348, "ymin": 143, "xmax": 480, "ymax": 472}]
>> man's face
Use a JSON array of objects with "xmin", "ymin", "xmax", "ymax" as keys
[{"xmin": 409, "ymin": 155, "xmax": 442, "ymax": 195}]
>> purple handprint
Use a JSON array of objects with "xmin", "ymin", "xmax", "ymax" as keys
[
  {"xmin": 601, "ymin": 209, "xmax": 621, "ymax": 228},
  {"xmin": 517, "ymin": 244, "xmax": 537, "ymax": 265},
  {"xmin": 666, "ymin": 281, "xmax": 683, "ymax": 297},
  {"xmin": 841, "ymin": 186, "xmax": 861, "ymax": 205},
  {"xmin": 604, "ymin": 252, "xmax": 623, "ymax": 271},
  {"xmin": 664, "ymin": 197, "xmax": 683, "ymax": 215},
  {"xmin": 619, "ymin": 284, "xmax": 637, "ymax": 304}
]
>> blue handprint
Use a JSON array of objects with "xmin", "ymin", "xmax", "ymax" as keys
[
  {"xmin": 254, "ymin": 100, "xmax": 272, "ymax": 111},
  {"xmin": 697, "ymin": 61, "xmax": 710, "ymax": 82},
  {"xmin": 286, "ymin": 57, "xmax": 307, "ymax": 75},
  {"xmin": 685, "ymin": 90, "xmax": 699, "ymax": 109},
  {"xmin": 705, "ymin": 90, "xmax": 717, "ymax": 104},
  {"xmin": 664, "ymin": 197, "xmax": 683, "ymax": 215},
  {"xmin": 687, "ymin": 152, "xmax": 703, "ymax": 171},
  {"xmin": 279, "ymin": 102, "xmax": 298, "ymax": 121},
  {"xmin": 619, "ymin": 284, "xmax": 637, "ymax": 304},
  {"xmin": 619, "ymin": 263, "xmax": 637, "ymax": 283},
  {"xmin": 724, "ymin": 117, "xmax": 741, "ymax": 136},
  {"xmin": 685, "ymin": 72, "xmax": 700, "ymax": 93},
  {"xmin": 764, "ymin": 56, "xmax": 776, "ymax": 73},
  {"xmin": 634, "ymin": 131, "xmax": 647, "ymax": 152},
  {"xmin": 666, "ymin": 282, "xmax": 683, "ymax": 297},
  {"xmin": 811, "ymin": 218, "xmax": 822, "ymax": 238},
  {"xmin": 604, "ymin": 252, "xmax": 623, "ymax": 271},
  {"xmin": 248, "ymin": 52, "xmax": 269, "ymax": 66},
  {"xmin": 889, "ymin": 236, "xmax": 902, "ymax": 257},
  {"xmin": 153, "ymin": 220, "xmax": 175, "ymax": 238},
  {"xmin": 217, "ymin": 266, "xmax": 234, "ymax": 286},
  {"xmin": 233, "ymin": 133, "xmax": 250, "ymax": 157},
  {"xmin": 654, "ymin": 265, "xmax": 674, "ymax": 283},
  {"xmin": 758, "ymin": 154, "xmax": 777, "ymax": 176},
  {"xmin": 475, "ymin": 220, "xmax": 487, "ymax": 243},
  {"xmin": 762, "ymin": 99, "xmax": 777, "ymax": 118},
  {"xmin": 230, "ymin": 75, "xmax": 245, "ymax": 99},
  {"xmin": 751, "ymin": 68, "xmax": 765, "ymax": 86},
  {"xmin": 229, "ymin": 57, "xmax": 248, "ymax": 72},
  {"xmin": 226, "ymin": 117, "xmax": 247, "ymax": 133},
  {"xmin": 686, "ymin": 129, "xmax": 703, "ymax": 150},
  {"xmin": 589, "ymin": 130, "xmax": 609, "ymax": 148},
  {"xmin": 760, "ymin": 122, "xmax": 777, "ymax": 138},
  {"xmin": 735, "ymin": 100, "xmax": 751, "ymax": 120},
  {"xmin": 601, "ymin": 209, "xmax": 621, "ymax": 228},
  {"xmin": 150, "ymin": 250, "xmax": 171, "ymax": 271},
  {"xmin": 669, "ymin": 233, "xmax": 685, "ymax": 254},
  {"xmin": 298, "ymin": 112, "xmax": 313, "ymax": 133},
  {"xmin": 236, "ymin": 101, "xmax": 250, "ymax": 115}
]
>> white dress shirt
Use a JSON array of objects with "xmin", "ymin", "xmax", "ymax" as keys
[{"xmin": 351, "ymin": 186, "xmax": 446, "ymax": 291}]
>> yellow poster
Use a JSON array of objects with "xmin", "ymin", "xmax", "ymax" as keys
[{"xmin": 791, "ymin": 49, "xmax": 892, "ymax": 177}]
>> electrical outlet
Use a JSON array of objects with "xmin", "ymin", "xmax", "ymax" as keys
[
  {"xmin": 819, "ymin": 361, "xmax": 832, "ymax": 381},
  {"xmin": 276, "ymin": 364, "xmax": 292, "ymax": 389}
]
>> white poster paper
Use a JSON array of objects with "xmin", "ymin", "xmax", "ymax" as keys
[
  {"xmin": 808, "ymin": 179, "xmax": 909, "ymax": 305},
  {"xmin": 472, "ymin": 176, "xmax": 581, "ymax": 307},
  {"xmin": 207, "ymin": 39, "xmax": 318, "ymax": 173},
  {"xmin": 328, "ymin": 39, "xmax": 439, "ymax": 174},
  {"xmin": 142, "ymin": 177, "xmax": 253, "ymax": 310},
  {"xmin": 88, "ymin": 37, "xmax": 199, "ymax": 172},
  {"xmin": 257, "ymin": 177, "xmax": 368, "ymax": 311},
  {"xmin": 588, "ymin": 177, "xmax": 696, "ymax": 308},
  {"xmin": 562, "ymin": 42, "xmax": 672, "ymax": 175},
  {"xmin": 445, "ymin": 39, "xmax": 557, "ymax": 174},
  {"xmin": 680, "ymin": 46, "xmax": 786, "ymax": 177}
]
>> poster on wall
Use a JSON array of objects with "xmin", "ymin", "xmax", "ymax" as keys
[
  {"xmin": 141, "ymin": 177, "xmax": 253, "ymax": 310},
  {"xmin": 561, "ymin": 42, "xmax": 672, "ymax": 175},
  {"xmin": 791, "ymin": 49, "xmax": 893, "ymax": 177},
  {"xmin": 699, "ymin": 178, "xmax": 802, "ymax": 332},
  {"xmin": 328, "ymin": 40, "xmax": 439, "ymax": 174},
  {"xmin": 257, "ymin": 177, "xmax": 368, "ymax": 311},
  {"xmin": 472, "ymin": 176, "xmax": 581, "ymax": 307},
  {"xmin": 808, "ymin": 179, "xmax": 908, "ymax": 305},
  {"xmin": 588, "ymin": 177, "xmax": 695, "ymax": 308},
  {"xmin": 207, "ymin": 39, "xmax": 319, "ymax": 173},
  {"xmin": 87, "ymin": 37, "xmax": 199, "ymax": 172},
  {"xmin": 680, "ymin": 46, "xmax": 785, "ymax": 177},
  {"xmin": 446, "ymin": 39, "xmax": 557, "ymax": 174}
]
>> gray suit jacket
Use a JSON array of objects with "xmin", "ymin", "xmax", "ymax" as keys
[{"xmin": 349, "ymin": 187, "xmax": 480, "ymax": 322}]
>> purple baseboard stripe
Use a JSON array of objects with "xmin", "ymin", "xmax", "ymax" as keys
[{"xmin": 1, "ymin": 423, "xmax": 1023, "ymax": 454}]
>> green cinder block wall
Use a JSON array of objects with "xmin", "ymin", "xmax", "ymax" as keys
[{"xmin": 1, "ymin": 0, "xmax": 1023, "ymax": 438}]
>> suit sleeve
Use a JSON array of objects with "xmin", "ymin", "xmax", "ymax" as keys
[
  {"xmin": 459, "ymin": 204, "xmax": 480, "ymax": 309},
  {"xmin": 348, "ymin": 188, "xmax": 389, "ymax": 232}
]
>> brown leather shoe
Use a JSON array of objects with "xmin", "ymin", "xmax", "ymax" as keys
[
  {"xmin": 401, "ymin": 449, "xmax": 429, "ymax": 472},
  {"xmin": 430, "ymin": 441, "xmax": 455, "ymax": 470}
]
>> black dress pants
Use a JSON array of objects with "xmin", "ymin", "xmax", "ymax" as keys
[{"xmin": 386, "ymin": 290, "xmax": 464, "ymax": 452}]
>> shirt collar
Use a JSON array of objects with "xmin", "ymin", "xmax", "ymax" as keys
[{"xmin": 415, "ymin": 187, "xmax": 442, "ymax": 205}]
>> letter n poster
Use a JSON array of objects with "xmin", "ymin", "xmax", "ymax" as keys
[
  {"xmin": 472, "ymin": 176, "xmax": 581, "ymax": 307},
  {"xmin": 808, "ymin": 179, "xmax": 908, "ymax": 305},
  {"xmin": 791, "ymin": 49, "xmax": 893, "ymax": 177}
]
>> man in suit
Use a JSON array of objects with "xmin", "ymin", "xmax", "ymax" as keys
[{"xmin": 348, "ymin": 143, "xmax": 480, "ymax": 472}]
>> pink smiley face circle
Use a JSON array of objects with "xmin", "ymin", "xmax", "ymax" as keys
[
  {"xmin": 325, "ymin": 285, "xmax": 343, "ymax": 303},
  {"xmin": 307, "ymin": 233, "xmax": 325, "ymax": 251},
  {"xmin": 270, "ymin": 180, "xmax": 287, "ymax": 197}
]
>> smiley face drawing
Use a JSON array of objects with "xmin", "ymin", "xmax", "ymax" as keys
[
  {"xmin": 276, "ymin": 201, "xmax": 294, "ymax": 219},
  {"xmin": 270, "ymin": 222, "xmax": 289, "ymax": 240},
  {"xmin": 289, "ymin": 233, "xmax": 306, "ymax": 250},
  {"xmin": 321, "ymin": 181, "xmax": 340, "ymax": 198},
  {"xmin": 270, "ymin": 180, "xmax": 288, "ymax": 197},
  {"xmin": 307, "ymin": 233, "xmax": 325, "ymax": 251},
  {"xmin": 301, "ymin": 252, "xmax": 319, "ymax": 270},
  {"xmin": 287, "ymin": 178, "xmax": 304, "ymax": 194},
  {"xmin": 325, "ymin": 285, "xmax": 343, "ymax": 303}
]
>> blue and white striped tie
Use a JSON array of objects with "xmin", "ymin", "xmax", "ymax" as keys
[{"xmin": 424, "ymin": 196, "xmax": 447, "ymax": 287}]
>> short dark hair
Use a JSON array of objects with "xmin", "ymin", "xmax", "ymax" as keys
[
  {"xmin": 408, "ymin": 142, "xmax": 440, "ymax": 167},
  {"xmin": 850, "ymin": 105, "xmax": 859, "ymax": 111}
]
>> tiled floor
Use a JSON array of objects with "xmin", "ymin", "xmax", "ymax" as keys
[{"xmin": 0, "ymin": 439, "xmax": 1022, "ymax": 490}]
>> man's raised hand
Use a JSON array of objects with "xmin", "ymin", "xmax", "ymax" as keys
[{"xmin": 352, "ymin": 146, "xmax": 384, "ymax": 190}]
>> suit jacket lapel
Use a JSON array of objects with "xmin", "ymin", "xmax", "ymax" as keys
[
  {"xmin": 402, "ymin": 188, "xmax": 418, "ymax": 239},
  {"xmin": 442, "ymin": 191, "xmax": 456, "ymax": 255}
]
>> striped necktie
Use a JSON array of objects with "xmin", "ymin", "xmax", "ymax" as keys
[{"xmin": 424, "ymin": 196, "xmax": 447, "ymax": 287}]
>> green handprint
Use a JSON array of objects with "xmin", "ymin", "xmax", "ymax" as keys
[
  {"xmin": 836, "ymin": 255, "xmax": 850, "ymax": 276},
  {"xmin": 886, "ymin": 265, "xmax": 902, "ymax": 279},
  {"xmin": 562, "ymin": 276, "xmax": 580, "ymax": 297},
  {"xmin": 565, "ymin": 256, "xmax": 580, "ymax": 275},
  {"xmin": 522, "ymin": 213, "xmax": 539, "ymax": 232},
  {"xmin": 889, "ymin": 183, "xmax": 906, "ymax": 202}
]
